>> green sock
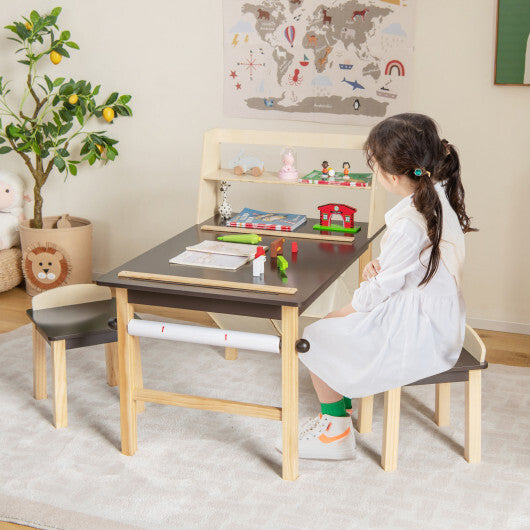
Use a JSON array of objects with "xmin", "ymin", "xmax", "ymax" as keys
[
  {"xmin": 343, "ymin": 397, "xmax": 352, "ymax": 410},
  {"xmin": 321, "ymin": 399, "xmax": 348, "ymax": 417}
]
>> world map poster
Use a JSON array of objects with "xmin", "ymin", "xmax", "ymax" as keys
[{"xmin": 223, "ymin": 0, "xmax": 415, "ymax": 124}]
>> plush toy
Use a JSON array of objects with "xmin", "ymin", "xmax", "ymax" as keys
[
  {"xmin": 0, "ymin": 171, "xmax": 31, "ymax": 250},
  {"xmin": 228, "ymin": 149, "xmax": 265, "ymax": 177}
]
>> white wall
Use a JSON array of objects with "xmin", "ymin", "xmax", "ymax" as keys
[{"xmin": 0, "ymin": 1, "xmax": 528, "ymax": 331}]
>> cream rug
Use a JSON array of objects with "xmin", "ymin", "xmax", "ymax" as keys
[{"xmin": 0, "ymin": 321, "xmax": 528, "ymax": 529}]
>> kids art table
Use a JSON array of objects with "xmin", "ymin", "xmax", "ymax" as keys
[{"xmin": 97, "ymin": 215, "xmax": 384, "ymax": 480}]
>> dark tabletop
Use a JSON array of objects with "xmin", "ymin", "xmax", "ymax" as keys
[{"xmin": 97, "ymin": 215, "xmax": 385, "ymax": 319}]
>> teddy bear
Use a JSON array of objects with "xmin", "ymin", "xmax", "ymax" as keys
[{"xmin": 0, "ymin": 171, "xmax": 31, "ymax": 250}]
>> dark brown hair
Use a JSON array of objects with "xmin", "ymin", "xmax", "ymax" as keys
[{"xmin": 365, "ymin": 113, "xmax": 476, "ymax": 286}]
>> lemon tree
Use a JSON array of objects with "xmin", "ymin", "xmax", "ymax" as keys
[{"xmin": 0, "ymin": 7, "xmax": 132, "ymax": 229}]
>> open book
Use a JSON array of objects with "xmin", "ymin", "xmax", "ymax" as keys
[{"xmin": 169, "ymin": 240, "xmax": 266, "ymax": 271}]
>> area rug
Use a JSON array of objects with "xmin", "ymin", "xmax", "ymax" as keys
[{"xmin": 0, "ymin": 321, "xmax": 528, "ymax": 529}]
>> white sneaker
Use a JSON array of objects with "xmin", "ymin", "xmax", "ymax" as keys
[{"xmin": 277, "ymin": 414, "xmax": 356, "ymax": 460}]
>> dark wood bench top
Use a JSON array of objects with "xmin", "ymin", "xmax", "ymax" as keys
[
  {"xmin": 26, "ymin": 299, "xmax": 117, "ymax": 350},
  {"xmin": 407, "ymin": 348, "xmax": 488, "ymax": 386}
]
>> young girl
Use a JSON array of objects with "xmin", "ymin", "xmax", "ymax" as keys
[{"xmin": 294, "ymin": 113, "xmax": 475, "ymax": 460}]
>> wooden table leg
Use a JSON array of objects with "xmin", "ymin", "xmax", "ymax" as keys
[
  {"xmin": 105, "ymin": 342, "xmax": 119, "ymax": 387},
  {"xmin": 358, "ymin": 243, "xmax": 372, "ymax": 287},
  {"xmin": 225, "ymin": 347, "xmax": 238, "ymax": 360},
  {"xmin": 133, "ymin": 335, "xmax": 145, "ymax": 413},
  {"xmin": 281, "ymin": 305, "xmax": 299, "ymax": 481},
  {"xmin": 51, "ymin": 340, "xmax": 67, "ymax": 428},
  {"xmin": 116, "ymin": 288, "xmax": 138, "ymax": 455}
]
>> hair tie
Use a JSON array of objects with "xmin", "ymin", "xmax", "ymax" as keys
[{"xmin": 414, "ymin": 168, "xmax": 431, "ymax": 178}]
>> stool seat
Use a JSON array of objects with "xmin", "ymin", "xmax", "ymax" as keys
[
  {"xmin": 27, "ymin": 298, "xmax": 117, "ymax": 349},
  {"xmin": 407, "ymin": 348, "xmax": 488, "ymax": 386}
]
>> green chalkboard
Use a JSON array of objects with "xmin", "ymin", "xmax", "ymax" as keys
[{"xmin": 495, "ymin": 0, "xmax": 530, "ymax": 85}]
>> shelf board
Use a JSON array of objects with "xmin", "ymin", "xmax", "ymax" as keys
[{"xmin": 202, "ymin": 169, "xmax": 372, "ymax": 190}]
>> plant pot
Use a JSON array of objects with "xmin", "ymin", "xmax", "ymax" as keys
[{"xmin": 19, "ymin": 216, "xmax": 92, "ymax": 296}]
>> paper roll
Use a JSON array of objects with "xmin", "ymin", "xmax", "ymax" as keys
[{"xmin": 127, "ymin": 319, "xmax": 280, "ymax": 354}]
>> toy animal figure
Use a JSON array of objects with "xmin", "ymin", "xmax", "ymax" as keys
[
  {"xmin": 229, "ymin": 149, "xmax": 265, "ymax": 177},
  {"xmin": 0, "ymin": 171, "xmax": 31, "ymax": 250},
  {"xmin": 218, "ymin": 181, "xmax": 232, "ymax": 220}
]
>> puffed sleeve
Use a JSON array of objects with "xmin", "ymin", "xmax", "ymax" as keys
[{"xmin": 352, "ymin": 221, "xmax": 424, "ymax": 312}]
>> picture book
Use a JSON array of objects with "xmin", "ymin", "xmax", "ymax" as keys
[
  {"xmin": 169, "ymin": 250, "xmax": 249, "ymax": 270},
  {"xmin": 185, "ymin": 240, "xmax": 267, "ymax": 258},
  {"xmin": 169, "ymin": 240, "xmax": 268, "ymax": 271},
  {"xmin": 299, "ymin": 170, "xmax": 372, "ymax": 188},
  {"xmin": 227, "ymin": 208, "xmax": 306, "ymax": 232}
]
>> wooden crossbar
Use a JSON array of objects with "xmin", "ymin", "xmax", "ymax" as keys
[
  {"xmin": 134, "ymin": 389, "xmax": 282, "ymax": 421},
  {"xmin": 200, "ymin": 225, "xmax": 355, "ymax": 243},
  {"xmin": 118, "ymin": 270, "xmax": 298, "ymax": 295}
]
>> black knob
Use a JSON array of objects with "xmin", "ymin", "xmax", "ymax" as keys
[
  {"xmin": 108, "ymin": 317, "xmax": 118, "ymax": 330},
  {"xmin": 295, "ymin": 339, "xmax": 310, "ymax": 353}
]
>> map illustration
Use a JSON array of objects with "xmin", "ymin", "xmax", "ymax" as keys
[{"xmin": 224, "ymin": 0, "xmax": 415, "ymax": 124}]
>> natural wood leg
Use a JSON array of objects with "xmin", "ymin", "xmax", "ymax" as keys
[
  {"xmin": 116, "ymin": 288, "xmax": 138, "ymax": 455},
  {"xmin": 133, "ymin": 336, "xmax": 145, "ymax": 413},
  {"xmin": 358, "ymin": 244, "xmax": 372, "ymax": 285},
  {"xmin": 33, "ymin": 325, "xmax": 47, "ymax": 400},
  {"xmin": 105, "ymin": 342, "xmax": 119, "ymax": 387},
  {"xmin": 382, "ymin": 387, "xmax": 401, "ymax": 471},
  {"xmin": 465, "ymin": 370, "xmax": 481, "ymax": 463},
  {"xmin": 51, "ymin": 340, "xmax": 67, "ymax": 428},
  {"xmin": 435, "ymin": 383, "xmax": 451, "ymax": 426},
  {"xmin": 281, "ymin": 305, "xmax": 299, "ymax": 481},
  {"xmin": 225, "ymin": 347, "xmax": 238, "ymax": 360},
  {"xmin": 357, "ymin": 395, "xmax": 374, "ymax": 433}
]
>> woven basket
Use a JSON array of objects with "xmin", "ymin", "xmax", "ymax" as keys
[{"xmin": 0, "ymin": 247, "xmax": 23, "ymax": 293}]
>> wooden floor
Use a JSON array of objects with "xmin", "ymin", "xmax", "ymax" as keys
[{"xmin": 1, "ymin": 286, "xmax": 528, "ymax": 366}]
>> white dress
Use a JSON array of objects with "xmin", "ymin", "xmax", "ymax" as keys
[{"xmin": 299, "ymin": 182, "xmax": 466, "ymax": 398}]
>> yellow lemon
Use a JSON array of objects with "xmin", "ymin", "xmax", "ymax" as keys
[
  {"xmin": 102, "ymin": 107, "xmax": 115, "ymax": 122},
  {"xmin": 50, "ymin": 50, "xmax": 62, "ymax": 65},
  {"xmin": 68, "ymin": 94, "xmax": 78, "ymax": 105},
  {"xmin": 25, "ymin": 22, "xmax": 32, "ymax": 30},
  {"xmin": 96, "ymin": 144, "xmax": 104, "ymax": 154}
]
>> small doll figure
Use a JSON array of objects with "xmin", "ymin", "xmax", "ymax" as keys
[
  {"xmin": 343, "ymin": 161, "xmax": 350, "ymax": 179},
  {"xmin": 321, "ymin": 161, "xmax": 329, "ymax": 177},
  {"xmin": 278, "ymin": 147, "xmax": 298, "ymax": 181}
]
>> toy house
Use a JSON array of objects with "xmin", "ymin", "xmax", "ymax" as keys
[{"xmin": 318, "ymin": 203, "xmax": 357, "ymax": 229}]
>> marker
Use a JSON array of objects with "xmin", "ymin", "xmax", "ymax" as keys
[{"xmin": 217, "ymin": 234, "xmax": 262, "ymax": 244}]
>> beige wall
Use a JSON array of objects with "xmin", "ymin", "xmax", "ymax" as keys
[{"xmin": 0, "ymin": 1, "xmax": 528, "ymax": 331}]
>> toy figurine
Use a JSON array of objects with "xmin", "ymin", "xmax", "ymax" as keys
[
  {"xmin": 343, "ymin": 161, "xmax": 350, "ymax": 179},
  {"xmin": 229, "ymin": 149, "xmax": 265, "ymax": 177},
  {"xmin": 218, "ymin": 181, "xmax": 232, "ymax": 220},
  {"xmin": 321, "ymin": 161, "xmax": 329, "ymax": 176},
  {"xmin": 278, "ymin": 147, "xmax": 298, "ymax": 181},
  {"xmin": 270, "ymin": 237, "xmax": 285, "ymax": 258},
  {"xmin": 252, "ymin": 246, "xmax": 266, "ymax": 276}
]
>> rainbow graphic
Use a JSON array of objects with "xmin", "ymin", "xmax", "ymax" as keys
[{"xmin": 385, "ymin": 60, "xmax": 405, "ymax": 76}]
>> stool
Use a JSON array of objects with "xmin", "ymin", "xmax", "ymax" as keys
[
  {"xmin": 356, "ymin": 324, "xmax": 488, "ymax": 470},
  {"xmin": 27, "ymin": 284, "xmax": 144, "ymax": 428}
]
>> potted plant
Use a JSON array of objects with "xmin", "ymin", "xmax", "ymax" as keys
[{"xmin": 0, "ymin": 7, "xmax": 132, "ymax": 294}]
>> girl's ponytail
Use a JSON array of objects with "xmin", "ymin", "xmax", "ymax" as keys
[
  {"xmin": 410, "ymin": 168, "xmax": 443, "ymax": 286},
  {"xmin": 436, "ymin": 139, "xmax": 477, "ymax": 233},
  {"xmin": 365, "ymin": 113, "xmax": 477, "ymax": 286}
]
